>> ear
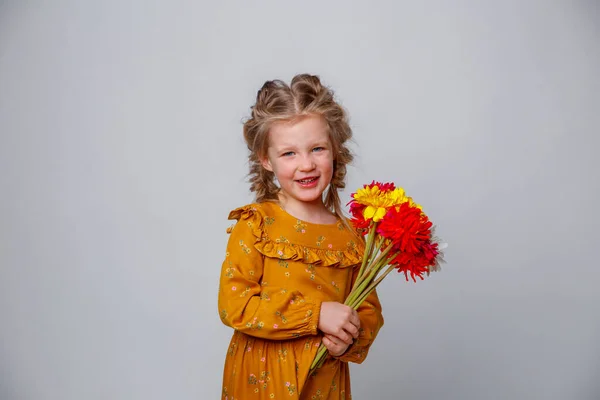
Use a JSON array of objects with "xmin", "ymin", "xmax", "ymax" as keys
[{"xmin": 260, "ymin": 156, "xmax": 273, "ymax": 172}]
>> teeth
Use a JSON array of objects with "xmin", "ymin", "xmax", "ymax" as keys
[{"xmin": 298, "ymin": 178, "xmax": 316, "ymax": 184}]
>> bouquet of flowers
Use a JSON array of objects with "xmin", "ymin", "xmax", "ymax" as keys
[{"xmin": 309, "ymin": 181, "xmax": 446, "ymax": 373}]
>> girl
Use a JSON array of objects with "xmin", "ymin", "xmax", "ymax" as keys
[{"xmin": 218, "ymin": 74, "xmax": 384, "ymax": 399}]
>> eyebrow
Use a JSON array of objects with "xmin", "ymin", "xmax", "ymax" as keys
[{"xmin": 272, "ymin": 141, "xmax": 330, "ymax": 152}]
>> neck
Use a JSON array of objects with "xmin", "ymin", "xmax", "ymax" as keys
[{"xmin": 278, "ymin": 194, "xmax": 336, "ymax": 224}]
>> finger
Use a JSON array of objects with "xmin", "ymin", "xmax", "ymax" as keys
[
  {"xmin": 326, "ymin": 334, "xmax": 346, "ymax": 349},
  {"xmin": 344, "ymin": 323, "xmax": 359, "ymax": 338},
  {"xmin": 325, "ymin": 334, "xmax": 338, "ymax": 345},
  {"xmin": 324, "ymin": 336, "xmax": 340, "ymax": 354},
  {"xmin": 325, "ymin": 335, "xmax": 344, "ymax": 356},
  {"xmin": 322, "ymin": 336, "xmax": 333, "ymax": 350},
  {"xmin": 350, "ymin": 312, "xmax": 361, "ymax": 328},
  {"xmin": 335, "ymin": 329, "xmax": 353, "ymax": 345},
  {"xmin": 342, "ymin": 323, "xmax": 359, "ymax": 340}
]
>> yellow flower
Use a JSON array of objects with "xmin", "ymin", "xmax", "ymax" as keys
[
  {"xmin": 353, "ymin": 186, "xmax": 412, "ymax": 222},
  {"xmin": 404, "ymin": 196, "xmax": 423, "ymax": 211}
]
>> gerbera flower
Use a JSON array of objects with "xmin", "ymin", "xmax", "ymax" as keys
[{"xmin": 348, "ymin": 182, "xmax": 409, "ymax": 222}]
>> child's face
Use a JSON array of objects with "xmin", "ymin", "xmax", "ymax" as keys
[{"xmin": 261, "ymin": 114, "xmax": 334, "ymax": 208}]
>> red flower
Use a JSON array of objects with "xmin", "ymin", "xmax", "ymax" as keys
[
  {"xmin": 365, "ymin": 180, "xmax": 396, "ymax": 191},
  {"xmin": 347, "ymin": 180, "xmax": 397, "ymax": 232},
  {"xmin": 377, "ymin": 203, "xmax": 432, "ymax": 252},
  {"xmin": 348, "ymin": 201, "xmax": 369, "ymax": 231},
  {"xmin": 350, "ymin": 216, "xmax": 371, "ymax": 232},
  {"xmin": 393, "ymin": 242, "xmax": 439, "ymax": 282},
  {"xmin": 348, "ymin": 197, "xmax": 365, "ymax": 218},
  {"xmin": 395, "ymin": 261, "xmax": 430, "ymax": 282},
  {"xmin": 376, "ymin": 202, "xmax": 437, "ymax": 282}
]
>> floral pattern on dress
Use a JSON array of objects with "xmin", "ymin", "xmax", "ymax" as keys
[{"xmin": 218, "ymin": 201, "xmax": 384, "ymax": 399}]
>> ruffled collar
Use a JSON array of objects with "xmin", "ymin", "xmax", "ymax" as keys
[{"xmin": 228, "ymin": 202, "xmax": 364, "ymax": 268}]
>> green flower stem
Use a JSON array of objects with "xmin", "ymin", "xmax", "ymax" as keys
[
  {"xmin": 359, "ymin": 237, "xmax": 385, "ymax": 281},
  {"xmin": 310, "ymin": 345, "xmax": 329, "ymax": 370},
  {"xmin": 349, "ymin": 265, "xmax": 395, "ymax": 309},
  {"xmin": 349, "ymin": 239, "xmax": 392, "ymax": 303},
  {"xmin": 345, "ymin": 260, "xmax": 381, "ymax": 308},
  {"xmin": 362, "ymin": 234, "xmax": 385, "ymax": 272},
  {"xmin": 356, "ymin": 221, "xmax": 377, "ymax": 280},
  {"xmin": 345, "ymin": 247, "xmax": 395, "ymax": 308},
  {"xmin": 366, "ymin": 243, "xmax": 394, "ymax": 275},
  {"xmin": 367, "ymin": 236, "xmax": 384, "ymax": 265}
]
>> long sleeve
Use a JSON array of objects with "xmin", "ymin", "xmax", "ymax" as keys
[
  {"xmin": 217, "ymin": 207, "xmax": 322, "ymax": 340},
  {"xmin": 335, "ymin": 266, "xmax": 384, "ymax": 364}
]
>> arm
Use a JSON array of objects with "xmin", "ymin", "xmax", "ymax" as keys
[
  {"xmin": 217, "ymin": 211, "xmax": 321, "ymax": 340},
  {"xmin": 334, "ymin": 267, "xmax": 384, "ymax": 364}
]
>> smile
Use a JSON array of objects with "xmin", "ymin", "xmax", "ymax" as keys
[{"xmin": 296, "ymin": 177, "xmax": 318, "ymax": 185}]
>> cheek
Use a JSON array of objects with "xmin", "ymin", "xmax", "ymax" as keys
[
  {"xmin": 328, "ymin": 167, "xmax": 335, "ymax": 180},
  {"xmin": 322, "ymin": 161, "xmax": 335, "ymax": 181},
  {"xmin": 323, "ymin": 157, "xmax": 335, "ymax": 173},
  {"xmin": 274, "ymin": 161, "xmax": 295, "ymax": 177}
]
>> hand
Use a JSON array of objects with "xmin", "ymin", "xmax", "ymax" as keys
[
  {"xmin": 322, "ymin": 333, "xmax": 351, "ymax": 357},
  {"xmin": 318, "ymin": 301, "xmax": 360, "ymax": 345}
]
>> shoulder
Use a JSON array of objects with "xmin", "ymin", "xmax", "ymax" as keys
[
  {"xmin": 227, "ymin": 201, "xmax": 279, "ymax": 221},
  {"xmin": 225, "ymin": 201, "xmax": 280, "ymax": 235}
]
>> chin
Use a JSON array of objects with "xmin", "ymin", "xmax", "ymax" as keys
[
  {"xmin": 298, "ymin": 191, "xmax": 328, "ymax": 204},
  {"xmin": 285, "ymin": 190, "xmax": 326, "ymax": 205}
]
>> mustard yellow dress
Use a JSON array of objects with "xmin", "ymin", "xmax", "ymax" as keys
[{"xmin": 218, "ymin": 201, "xmax": 384, "ymax": 400}]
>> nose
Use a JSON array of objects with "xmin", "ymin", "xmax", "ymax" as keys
[{"xmin": 298, "ymin": 154, "xmax": 316, "ymax": 171}]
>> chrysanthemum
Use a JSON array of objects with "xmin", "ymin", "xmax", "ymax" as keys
[
  {"xmin": 348, "ymin": 181, "xmax": 410, "ymax": 222},
  {"xmin": 390, "ymin": 241, "xmax": 439, "ymax": 281},
  {"xmin": 376, "ymin": 202, "xmax": 432, "ymax": 252},
  {"xmin": 375, "ymin": 202, "xmax": 438, "ymax": 281}
]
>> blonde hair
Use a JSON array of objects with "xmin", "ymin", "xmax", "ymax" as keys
[{"xmin": 242, "ymin": 73, "xmax": 354, "ymax": 224}]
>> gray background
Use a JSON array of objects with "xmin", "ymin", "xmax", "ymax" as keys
[{"xmin": 1, "ymin": 1, "xmax": 599, "ymax": 399}]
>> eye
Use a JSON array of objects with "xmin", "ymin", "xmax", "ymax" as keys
[
  {"xmin": 312, "ymin": 147, "xmax": 325, "ymax": 152},
  {"xmin": 282, "ymin": 151, "xmax": 294, "ymax": 157}
]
